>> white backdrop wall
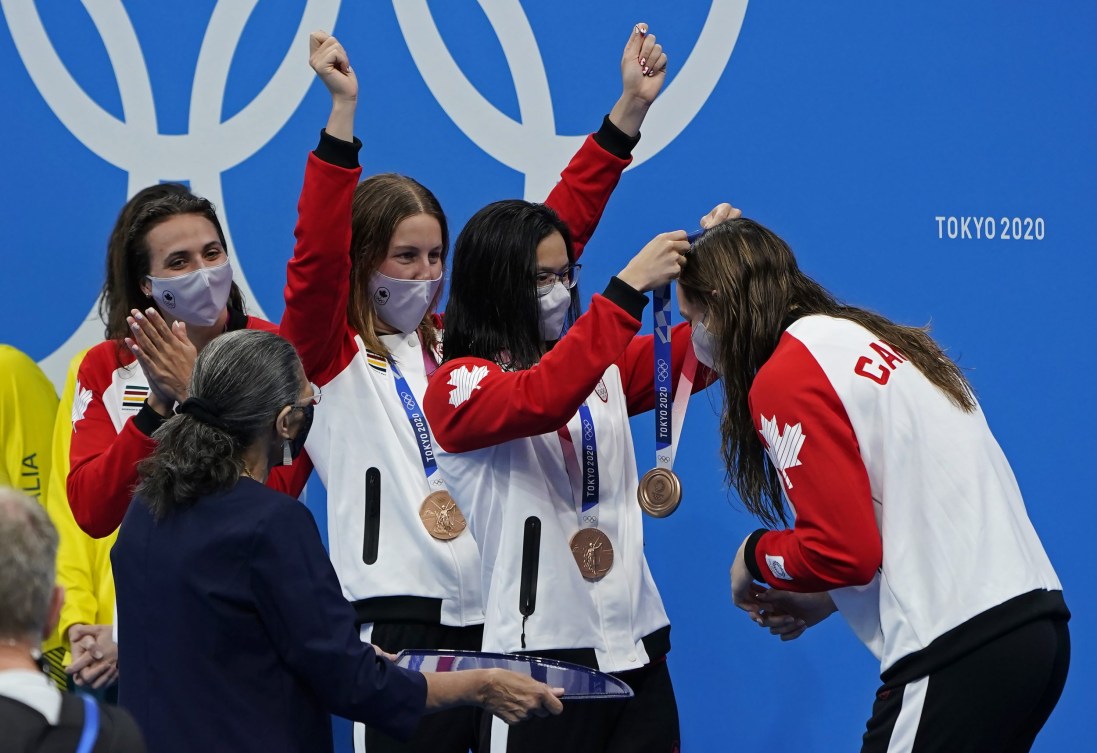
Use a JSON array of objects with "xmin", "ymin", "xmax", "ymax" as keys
[{"xmin": 1, "ymin": 2, "xmax": 1091, "ymax": 750}]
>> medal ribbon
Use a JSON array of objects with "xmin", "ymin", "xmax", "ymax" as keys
[
  {"xmin": 556, "ymin": 403, "xmax": 600, "ymax": 527},
  {"xmin": 389, "ymin": 357, "xmax": 446, "ymax": 491},
  {"xmin": 653, "ymin": 285, "xmax": 699, "ymax": 470}
]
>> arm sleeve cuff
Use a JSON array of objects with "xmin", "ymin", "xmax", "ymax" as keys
[
  {"xmin": 744, "ymin": 528, "xmax": 769, "ymax": 583},
  {"xmin": 133, "ymin": 402, "xmax": 169, "ymax": 437},
  {"xmin": 313, "ymin": 129, "xmax": 362, "ymax": 169},
  {"xmin": 603, "ymin": 277, "xmax": 649, "ymax": 321},
  {"xmin": 592, "ymin": 115, "xmax": 641, "ymax": 159}
]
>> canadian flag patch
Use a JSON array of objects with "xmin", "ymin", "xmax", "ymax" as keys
[
  {"xmin": 759, "ymin": 415, "xmax": 806, "ymax": 490},
  {"xmin": 72, "ymin": 381, "xmax": 93, "ymax": 430},
  {"xmin": 447, "ymin": 365, "xmax": 489, "ymax": 408}
]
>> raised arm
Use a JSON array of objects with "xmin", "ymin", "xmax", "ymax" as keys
[
  {"xmin": 544, "ymin": 23, "xmax": 668, "ymax": 258},
  {"xmin": 280, "ymin": 31, "xmax": 363, "ymax": 384},
  {"xmin": 426, "ymin": 232, "xmax": 688, "ymax": 453}
]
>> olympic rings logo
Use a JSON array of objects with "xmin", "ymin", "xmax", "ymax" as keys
[
  {"xmin": 8, "ymin": 0, "xmax": 747, "ymax": 382},
  {"xmin": 5, "ymin": 0, "xmax": 340, "ymax": 380},
  {"xmin": 656, "ymin": 358, "xmax": 670, "ymax": 382}
]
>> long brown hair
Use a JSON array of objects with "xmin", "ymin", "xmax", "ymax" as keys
[
  {"xmin": 679, "ymin": 218, "xmax": 975, "ymax": 527},
  {"xmin": 348, "ymin": 174, "xmax": 448, "ymax": 357},
  {"xmin": 100, "ymin": 186, "xmax": 245, "ymax": 343}
]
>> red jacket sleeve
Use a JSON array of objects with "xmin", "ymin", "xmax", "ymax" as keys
[
  {"xmin": 245, "ymin": 315, "xmax": 279, "ymax": 334},
  {"xmin": 544, "ymin": 134, "xmax": 631, "ymax": 260},
  {"xmin": 281, "ymin": 152, "xmax": 363, "ymax": 385},
  {"xmin": 67, "ymin": 346, "xmax": 156, "ymax": 538},
  {"xmin": 745, "ymin": 335, "xmax": 882, "ymax": 592},
  {"xmin": 425, "ymin": 291, "xmax": 645, "ymax": 454},
  {"xmin": 617, "ymin": 323, "xmax": 717, "ymax": 416}
]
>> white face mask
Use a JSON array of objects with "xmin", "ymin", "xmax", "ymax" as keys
[
  {"xmin": 691, "ymin": 318, "xmax": 719, "ymax": 371},
  {"xmin": 537, "ymin": 281, "xmax": 572, "ymax": 341},
  {"xmin": 368, "ymin": 271, "xmax": 443, "ymax": 334},
  {"xmin": 146, "ymin": 261, "xmax": 233, "ymax": 327}
]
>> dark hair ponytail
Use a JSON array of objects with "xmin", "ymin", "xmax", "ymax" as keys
[{"xmin": 135, "ymin": 330, "xmax": 302, "ymax": 518}]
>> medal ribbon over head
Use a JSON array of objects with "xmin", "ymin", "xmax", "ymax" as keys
[{"xmin": 653, "ymin": 284, "xmax": 699, "ymax": 470}]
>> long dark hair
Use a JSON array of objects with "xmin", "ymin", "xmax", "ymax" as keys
[
  {"xmin": 100, "ymin": 187, "xmax": 246, "ymax": 342},
  {"xmin": 443, "ymin": 200, "xmax": 579, "ymax": 370},
  {"xmin": 348, "ymin": 174, "xmax": 448, "ymax": 357},
  {"xmin": 679, "ymin": 218, "xmax": 975, "ymax": 527},
  {"xmin": 135, "ymin": 330, "xmax": 302, "ymax": 518}
]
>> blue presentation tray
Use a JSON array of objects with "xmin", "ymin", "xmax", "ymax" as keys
[{"xmin": 394, "ymin": 649, "xmax": 634, "ymax": 700}]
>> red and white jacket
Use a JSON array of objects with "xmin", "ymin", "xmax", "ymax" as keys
[
  {"xmin": 425, "ymin": 279, "xmax": 710, "ymax": 672},
  {"xmin": 745, "ymin": 315, "xmax": 1065, "ymax": 679},
  {"xmin": 280, "ymin": 129, "xmax": 633, "ymax": 628},
  {"xmin": 67, "ymin": 313, "xmax": 311, "ymax": 538}
]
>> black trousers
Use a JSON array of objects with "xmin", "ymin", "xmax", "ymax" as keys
[
  {"xmin": 359, "ymin": 621, "xmax": 485, "ymax": 753},
  {"xmin": 482, "ymin": 657, "xmax": 680, "ymax": 753},
  {"xmin": 862, "ymin": 617, "xmax": 1070, "ymax": 753}
]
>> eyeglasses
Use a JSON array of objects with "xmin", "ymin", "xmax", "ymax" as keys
[
  {"xmin": 295, "ymin": 382, "xmax": 322, "ymax": 407},
  {"xmin": 535, "ymin": 264, "xmax": 581, "ymax": 294}
]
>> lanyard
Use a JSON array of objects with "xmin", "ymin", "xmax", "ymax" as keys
[
  {"xmin": 556, "ymin": 403, "xmax": 600, "ymax": 527},
  {"xmin": 389, "ymin": 357, "xmax": 445, "ymax": 490},
  {"xmin": 652, "ymin": 285, "xmax": 699, "ymax": 470}
]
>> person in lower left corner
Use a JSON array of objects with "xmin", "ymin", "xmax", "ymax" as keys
[{"xmin": 0, "ymin": 486, "xmax": 146, "ymax": 752}]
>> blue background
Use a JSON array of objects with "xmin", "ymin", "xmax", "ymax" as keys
[{"xmin": 2, "ymin": 2, "xmax": 1092, "ymax": 750}]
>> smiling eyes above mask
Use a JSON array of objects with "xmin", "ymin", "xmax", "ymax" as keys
[
  {"xmin": 368, "ymin": 272, "xmax": 444, "ymax": 334},
  {"xmin": 146, "ymin": 261, "xmax": 233, "ymax": 327}
]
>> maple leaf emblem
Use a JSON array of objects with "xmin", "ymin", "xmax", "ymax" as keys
[
  {"xmin": 759, "ymin": 414, "xmax": 806, "ymax": 490},
  {"xmin": 71, "ymin": 380, "xmax": 93, "ymax": 431},
  {"xmin": 447, "ymin": 365, "xmax": 489, "ymax": 408}
]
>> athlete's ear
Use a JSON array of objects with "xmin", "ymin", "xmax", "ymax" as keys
[{"xmin": 140, "ymin": 278, "xmax": 153, "ymax": 299}]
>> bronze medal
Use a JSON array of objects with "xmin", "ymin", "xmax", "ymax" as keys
[
  {"xmin": 569, "ymin": 527, "xmax": 614, "ymax": 581},
  {"xmin": 637, "ymin": 468, "xmax": 682, "ymax": 518},
  {"xmin": 419, "ymin": 491, "xmax": 467, "ymax": 540}
]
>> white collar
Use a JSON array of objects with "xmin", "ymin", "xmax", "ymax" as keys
[{"xmin": 0, "ymin": 669, "xmax": 63, "ymax": 724}]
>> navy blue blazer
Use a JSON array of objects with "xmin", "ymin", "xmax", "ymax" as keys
[{"xmin": 112, "ymin": 478, "xmax": 427, "ymax": 753}]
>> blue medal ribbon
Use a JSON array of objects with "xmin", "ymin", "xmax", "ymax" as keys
[
  {"xmin": 653, "ymin": 285, "xmax": 673, "ymax": 465},
  {"xmin": 388, "ymin": 358, "xmax": 439, "ymax": 483},
  {"xmin": 578, "ymin": 403, "xmax": 599, "ymax": 513}
]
